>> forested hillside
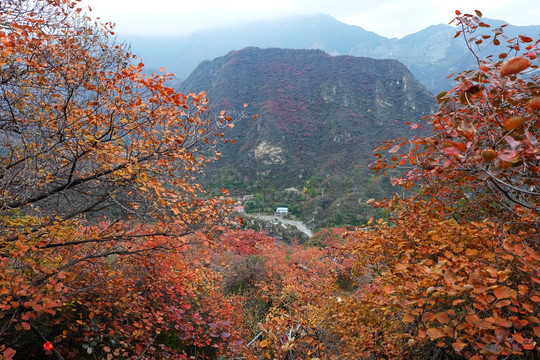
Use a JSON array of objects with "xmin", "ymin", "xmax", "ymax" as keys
[
  {"xmin": 0, "ymin": 2, "xmax": 538, "ymax": 360},
  {"xmin": 180, "ymin": 47, "xmax": 435, "ymax": 228}
]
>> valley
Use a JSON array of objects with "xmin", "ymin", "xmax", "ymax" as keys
[{"xmin": 3, "ymin": 3, "xmax": 538, "ymax": 358}]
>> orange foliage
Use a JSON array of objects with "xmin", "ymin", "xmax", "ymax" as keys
[
  {"xmin": 2, "ymin": 3, "xmax": 539, "ymax": 359},
  {"xmin": 0, "ymin": 1, "xmax": 239, "ymax": 358},
  {"xmin": 211, "ymin": 230, "xmax": 339, "ymax": 359},
  {"xmin": 328, "ymin": 199, "xmax": 539, "ymax": 359},
  {"xmin": 373, "ymin": 15, "xmax": 539, "ymax": 219},
  {"xmin": 328, "ymin": 12, "xmax": 540, "ymax": 360}
]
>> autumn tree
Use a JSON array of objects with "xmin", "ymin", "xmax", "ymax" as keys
[
  {"xmin": 319, "ymin": 11, "xmax": 540, "ymax": 360},
  {"xmin": 0, "ymin": 0, "xmax": 239, "ymax": 358},
  {"xmin": 328, "ymin": 199, "xmax": 539, "ymax": 359},
  {"xmin": 374, "ymin": 10, "xmax": 539, "ymax": 221}
]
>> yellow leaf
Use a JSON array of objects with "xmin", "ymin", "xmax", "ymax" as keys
[{"xmin": 260, "ymin": 339, "xmax": 271, "ymax": 348}]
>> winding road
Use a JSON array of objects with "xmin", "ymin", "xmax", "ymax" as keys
[{"xmin": 247, "ymin": 214, "xmax": 313, "ymax": 238}]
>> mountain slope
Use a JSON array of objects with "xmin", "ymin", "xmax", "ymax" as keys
[{"xmin": 180, "ymin": 48, "xmax": 436, "ymax": 227}]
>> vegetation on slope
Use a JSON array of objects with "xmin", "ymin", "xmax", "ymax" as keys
[
  {"xmin": 180, "ymin": 47, "xmax": 435, "ymax": 228},
  {"xmin": 1, "ymin": 3, "xmax": 538, "ymax": 360}
]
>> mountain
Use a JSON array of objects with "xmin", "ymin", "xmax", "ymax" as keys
[
  {"xmin": 124, "ymin": 14, "xmax": 540, "ymax": 94},
  {"xmin": 179, "ymin": 47, "xmax": 436, "ymax": 228},
  {"xmin": 125, "ymin": 14, "xmax": 387, "ymax": 81}
]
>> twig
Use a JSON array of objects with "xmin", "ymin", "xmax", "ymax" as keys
[
  {"xmin": 0, "ymin": 308, "xmax": 20, "ymax": 338},
  {"xmin": 246, "ymin": 331, "xmax": 263, "ymax": 347}
]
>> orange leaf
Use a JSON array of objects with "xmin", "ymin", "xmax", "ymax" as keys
[
  {"xmin": 426, "ymin": 327, "xmax": 445, "ymax": 340},
  {"xmin": 502, "ymin": 116, "xmax": 526, "ymax": 130},
  {"xmin": 465, "ymin": 249, "xmax": 478, "ymax": 256},
  {"xmin": 512, "ymin": 333, "xmax": 524, "ymax": 344},
  {"xmin": 402, "ymin": 314, "xmax": 415, "ymax": 323},
  {"xmin": 493, "ymin": 286, "xmax": 517, "ymax": 300},
  {"xmin": 260, "ymin": 339, "xmax": 271, "ymax": 348},
  {"xmin": 500, "ymin": 57, "xmax": 530, "ymax": 76},
  {"xmin": 529, "ymin": 97, "xmax": 540, "ymax": 111},
  {"xmin": 452, "ymin": 341, "xmax": 467, "ymax": 352},
  {"xmin": 522, "ymin": 338, "xmax": 536, "ymax": 350},
  {"xmin": 435, "ymin": 312, "xmax": 450, "ymax": 324}
]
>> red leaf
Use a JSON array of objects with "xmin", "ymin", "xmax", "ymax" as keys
[
  {"xmin": 442, "ymin": 146, "xmax": 460, "ymax": 156},
  {"xmin": 3, "ymin": 348, "xmax": 16, "ymax": 360},
  {"xmin": 498, "ymin": 149, "xmax": 520, "ymax": 163}
]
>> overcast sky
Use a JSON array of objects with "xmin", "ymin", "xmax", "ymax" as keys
[{"xmin": 81, "ymin": 0, "xmax": 540, "ymax": 39}]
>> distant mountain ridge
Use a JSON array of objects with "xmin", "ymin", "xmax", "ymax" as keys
[
  {"xmin": 124, "ymin": 14, "xmax": 540, "ymax": 93},
  {"xmin": 179, "ymin": 47, "xmax": 436, "ymax": 227}
]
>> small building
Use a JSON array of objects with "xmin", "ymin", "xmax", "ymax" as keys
[
  {"xmin": 275, "ymin": 207, "xmax": 289, "ymax": 216},
  {"xmin": 233, "ymin": 206, "xmax": 245, "ymax": 213}
]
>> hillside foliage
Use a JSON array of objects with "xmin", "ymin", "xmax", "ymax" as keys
[
  {"xmin": 180, "ymin": 47, "xmax": 435, "ymax": 229},
  {"xmin": 0, "ymin": 2, "xmax": 538, "ymax": 360}
]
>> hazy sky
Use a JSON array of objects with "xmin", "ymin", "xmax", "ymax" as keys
[{"xmin": 81, "ymin": 0, "xmax": 540, "ymax": 39}]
